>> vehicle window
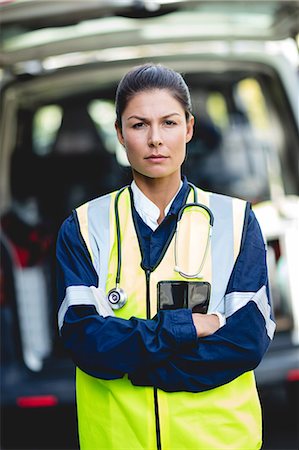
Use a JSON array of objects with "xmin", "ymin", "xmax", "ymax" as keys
[
  {"xmin": 33, "ymin": 105, "xmax": 63, "ymax": 156},
  {"xmin": 236, "ymin": 78, "xmax": 270, "ymax": 130},
  {"xmin": 29, "ymin": 97, "xmax": 133, "ymax": 228},
  {"xmin": 33, "ymin": 101, "xmax": 118, "ymax": 156},
  {"xmin": 185, "ymin": 77, "xmax": 275, "ymax": 203},
  {"xmin": 206, "ymin": 91, "xmax": 229, "ymax": 129}
]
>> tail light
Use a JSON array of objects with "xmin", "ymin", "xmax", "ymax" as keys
[{"xmin": 17, "ymin": 395, "xmax": 58, "ymax": 408}]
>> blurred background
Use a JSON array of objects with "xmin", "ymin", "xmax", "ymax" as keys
[{"xmin": 0, "ymin": 0, "xmax": 298, "ymax": 449}]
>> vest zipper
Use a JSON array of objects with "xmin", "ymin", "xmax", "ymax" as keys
[
  {"xmin": 154, "ymin": 387, "xmax": 161, "ymax": 450},
  {"xmin": 145, "ymin": 269, "xmax": 162, "ymax": 450},
  {"xmin": 145, "ymin": 269, "xmax": 151, "ymax": 320}
]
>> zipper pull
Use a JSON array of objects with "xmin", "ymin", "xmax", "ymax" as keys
[
  {"xmin": 145, "ymin": 269, "xmax": 151, "ymax": 283},
  {"xmin": 145, "ymin": 269, "xmax": 151, "ymax": 319}
]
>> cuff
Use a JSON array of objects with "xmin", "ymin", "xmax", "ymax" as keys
[
  {"xmin": 169, "ymin": 309, "xmax": 197, "ymax": 346},
  {"xmin": 209, "ymin": 311, "xmax": 226, "ymax": 328}
]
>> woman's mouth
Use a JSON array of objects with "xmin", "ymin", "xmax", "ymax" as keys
[{"xmin": 145, "ymin": 154, "xmax": 168, "ymax": 162}]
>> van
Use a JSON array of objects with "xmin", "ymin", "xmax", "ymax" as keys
[{"xmin": 1, "ymin": 1, "xmax": 298, "ymax": 448}]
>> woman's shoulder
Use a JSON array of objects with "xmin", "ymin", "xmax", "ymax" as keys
[
  {"xmin": 58, "ymin": 190, "xmax": 116, "ymax": 232},
  {"xmin": 194, "ymin": 183, "xmax": 249, "ymax": 210},
  {"xmin": 206, "ymin": 188, "xmax": 247, "ymax": 205},
  {"xmin": 75, "ymin": 186, "xmax": 130, "ymax": 225},
  {"xmin": 77, "ymin": 192, "xmax": 112, "ymax": 212}
]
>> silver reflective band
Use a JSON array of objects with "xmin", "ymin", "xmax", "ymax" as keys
[
  {"xmin": 58, "ymin": 285, "xmax": 115, "ymax": 332},
  {"xmin": 224, "ymin": 286, "xmax": 276, "ymax": 339},
  {"xmin": 76, "ymin": 194, "xmax": 112, "ymax": 293},
  {"xmin": 86, "ymin": 194, "xmax": 111, "ymax": 292},
  {"xmin": 209, "ymin": 192, "xmax": 234, "ymax": 313}
]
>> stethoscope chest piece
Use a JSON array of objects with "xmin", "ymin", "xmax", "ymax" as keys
[{"xmin": 107, "ymin": 286, "xmax": 127, "ymax": 309}]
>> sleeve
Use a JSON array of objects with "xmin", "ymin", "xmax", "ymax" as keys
[
  {"xmin": 128, "ymin": 208, "xmax": 276, "ymax": 392},
  {"xmin": 56, "ymin": 211, "xmax": 197, "ymax": 380}
]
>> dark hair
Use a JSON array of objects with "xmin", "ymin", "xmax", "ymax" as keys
[{"xmin": 115, "ymin": 63, "xmax": 192, "ymax": 128}]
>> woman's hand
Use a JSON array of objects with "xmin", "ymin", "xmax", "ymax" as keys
[{"xmin": 192, "ymin": 313, "xmax": 220, "ymax": 338}]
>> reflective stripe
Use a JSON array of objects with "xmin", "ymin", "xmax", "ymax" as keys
[
  {"xmin": 232, "ymin": 199, "xmax": 246, "ymax": 260},
  {"xmin": 58, "ymin": 285, "xmax": 100, "ymax": 332},
  {"xmin": 225, "ymin": 285, "xmax": 276, "ymax": 339},
  {"xmin": 209, "ymin": 193, "xmax": 234, "ymax": 313},
  {"xmin": 87, "ymin": 194, "xmax": 112, "ymax": 291},
  {"xmin": 76, "ymin": 203, "xmax": 93, "ymax": 263}
]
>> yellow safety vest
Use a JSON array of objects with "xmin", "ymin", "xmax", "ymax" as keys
[{"xmin": 75, "ymin": 186, "xmax": 262, "ymax": 450}]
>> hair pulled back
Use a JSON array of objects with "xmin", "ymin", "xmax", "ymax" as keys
[{"xmin": 115, "ymin": 63, "xmax": 192, "ymax": 128}]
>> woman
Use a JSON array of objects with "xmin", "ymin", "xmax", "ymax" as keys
[{"xmin": 56, "ymin": 63, "xmax": 275, "ymax": 450}]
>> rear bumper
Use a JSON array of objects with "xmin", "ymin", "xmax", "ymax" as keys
[
  {"xmin": 255, "ymin": 333, "xmax": 299, "ymax": 388},
  {"xmin": 1, "ymin": 358, "xmax": 76, "ymax": 407},
  {"xmin": 1, "ymin": 358, "xmax": 78, "ymax": 449}
]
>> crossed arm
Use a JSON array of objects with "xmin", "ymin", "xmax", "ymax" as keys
[{"xmin": 56, "ymin": 211, "xmax": 275, "ymax": 392}]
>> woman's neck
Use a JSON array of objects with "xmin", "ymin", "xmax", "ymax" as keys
[{"xmin": 132, "ymin": 172, "xmax": 181, "ymax": 223}]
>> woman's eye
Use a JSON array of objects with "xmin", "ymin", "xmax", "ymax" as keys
[
  {"xmin": 132, "ymin": 122, "xmax": 145, "ymax": 129},
  {"xmin": 164, "ymin": 120, "xmax": 176, "ymax": 126}
]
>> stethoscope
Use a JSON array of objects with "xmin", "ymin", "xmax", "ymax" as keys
[{"xmin": 107, "ymin": 183, "xmax": 214, "ymax": 309}]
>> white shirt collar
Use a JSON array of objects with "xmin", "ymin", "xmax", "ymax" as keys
[{"xmin": 131, "ymin": 180, "xmax": 183, "ymax": 231}]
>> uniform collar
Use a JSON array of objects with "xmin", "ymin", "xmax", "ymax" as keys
[{"xmin": 130, "ymin": 176, "xmax": 189, "ymax": 231}]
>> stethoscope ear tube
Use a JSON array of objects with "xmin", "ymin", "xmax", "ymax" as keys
[
  {"xmin": 174, "ymin": 185, "xmax": 214, "ymax": 279},
  {"xmin": 174, "ymin": 216, "xmax": 213, "ymax": 279}
]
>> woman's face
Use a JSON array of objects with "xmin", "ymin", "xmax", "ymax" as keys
[{"xmin": 116, "ymin": 89, "xmax": 194, "ymax": 183}]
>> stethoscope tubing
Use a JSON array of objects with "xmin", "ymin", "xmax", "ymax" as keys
[
  {"xmin": 114, "ymin": 186, "xmax": 128, "ymax": 286},
  {"xmin": 174, "ymin": 189, "xmax": 214, "ymax": 278},
  {"xmin": 108, "ymin": 182, "xmax": 214, "ymax": 307}
]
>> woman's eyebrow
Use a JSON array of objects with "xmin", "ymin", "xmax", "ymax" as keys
[
  {"xmin": 127, "ymin": 113, "xmax": 181, "ymax": 121},
  {"xmin": 162, "ymin": 113, "xmax": 181, "ymax": 119},
  {"xmin": 127, "ymin": 115, "xmax": 146, "ymax": 121}
]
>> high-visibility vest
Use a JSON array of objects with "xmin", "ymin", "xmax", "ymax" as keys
[{"xmin": 75, "ymin": 186, "xmax": 262, "ymax": 450}]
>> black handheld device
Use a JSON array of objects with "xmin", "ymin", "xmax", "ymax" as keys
[{"xmin": 157, "ymin": 281, "xmax": 211, "ymax": 313}]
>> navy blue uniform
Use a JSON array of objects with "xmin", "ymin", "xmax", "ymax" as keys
[{"xmin": 56, "ymin": 179, "xmax": 275, "ymax": 392}]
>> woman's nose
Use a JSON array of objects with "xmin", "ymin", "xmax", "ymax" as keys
[{"xmin": 148, "ymin": 126, "xmax": 163, "ymax": 148}]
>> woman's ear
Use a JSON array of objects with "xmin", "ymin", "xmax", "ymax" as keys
[
  {"xmin": 186, "ymin": 115, "xmax": 195, "ymax": 144},
  {"xmin": 115, "ymin": 121, "xmax": 125, "ymax": 147}
]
